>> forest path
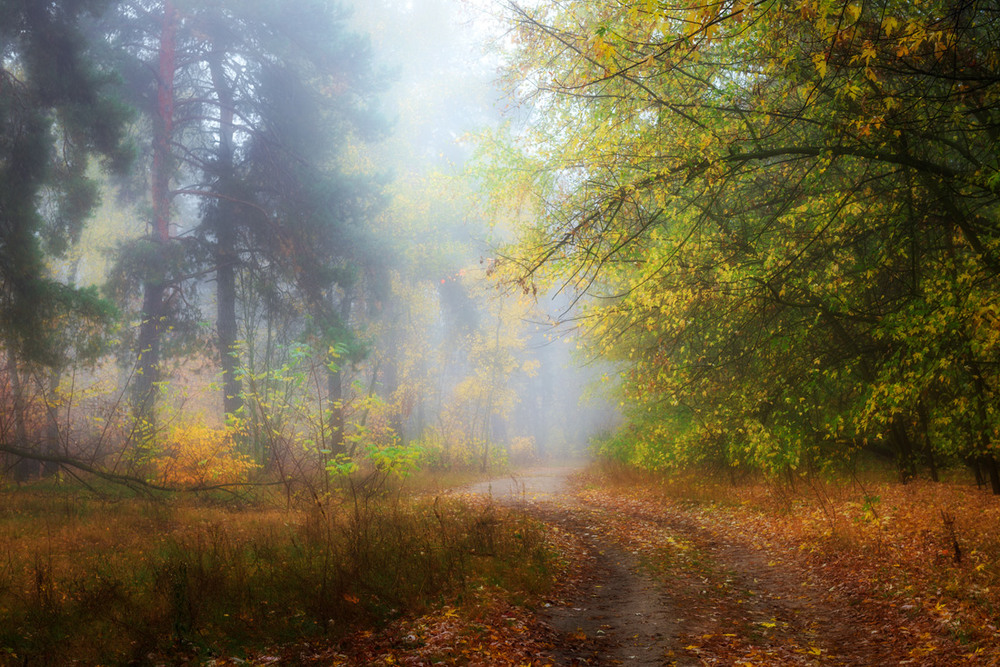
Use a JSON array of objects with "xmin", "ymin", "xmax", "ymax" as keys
[
  {"xmin": 463, "ymin": 467, "xmax": 918, "ymax": 666},
  {"xmin": 465, "ymin": 467, "xmax": 686, "ymax": 666}
]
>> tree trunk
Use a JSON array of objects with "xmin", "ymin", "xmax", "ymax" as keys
[
  {"xmin": 326, "ymin": 294, "xmax": 354, "ymax": 457},
  {"xmin": 890, "ymin": 418, "xmax": 917, "ymax": 483},
  {"xmin": 379, "ymin": 330, "xmax": 405, "ymax": 443},
  {"xmin": 216, "ymin": 224, "xmax": 241, "ymax": 417},
  {"xmin": 916, "ymin": 400, "xmax": 938, "ymax": 482},
  {"xmin": 42, "ymin": 370, "xmax": 61, "ymax": 476},
  {"xmin": 208, "ymin": 49, "xmax": 242, "ymax": 419},
  {"xmin": 970, "ymin": 362, "xmax": 998, "ymax": 494},
  {"xmin": 133, "ymin": 282, "xmax": 164, "ymax": 430},
  {"xmin": 970, "ymin": 457, "xmax": 986, "ymax": 488},
  {"xmin": 925, "ymin": 447, "xmax": 939, "ymax": 483},
  {"xmin": 7, "ymin": 348, "xmax": 37, "ymax": 481},
  {"xmin": 328, "ymin": 362, "xmax": 346, "ymax": 456},
  {"xmin": 987, "ymin": 456, "xmax": 1000, "ymax": 496},
  {"xmin": 133, "ymin": 0, "xmax": 178, "ymax": 436}
]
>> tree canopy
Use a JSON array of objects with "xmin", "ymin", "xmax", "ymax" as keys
[
  {"xmin": 493, "ymin": 0, "xmax": 1000, "ymax": 487},
  {"xmin": 0, "ymin": 0, "xmax": 131, "ymax": 367},
  {"xmin": 96, "ymin": 0, "xmax": 391, "ymax": 438}
]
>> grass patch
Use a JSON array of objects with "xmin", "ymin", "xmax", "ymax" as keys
[{"xmin": 0, "ymin": 483, "xmax": 555, "ymax": 665}]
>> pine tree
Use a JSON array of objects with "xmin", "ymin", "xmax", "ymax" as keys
[
  {"xmin": 0, "ymin": 0, "xmax": 132, "ymax": 477},
  {"xmin": 103, "ymin": 0, "xmax": 390, "ymax": 449}
]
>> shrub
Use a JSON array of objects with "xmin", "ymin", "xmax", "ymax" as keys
[{"xmin": 154, "ymin": 424, "xmax": 258, "ymax": 488}]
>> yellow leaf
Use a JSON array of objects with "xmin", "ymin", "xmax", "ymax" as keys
[{"xmin": 812, "ymin": 52, "xmax": 827, "ymax": 78}]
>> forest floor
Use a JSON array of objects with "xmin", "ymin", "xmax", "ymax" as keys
[
  {"xmin": 323, "ymin": 465, "xmax": 1000, "ymax": 666},
  {"xmin": 9, "ymin": 465, "xmax": 998, "ymax": 664}
]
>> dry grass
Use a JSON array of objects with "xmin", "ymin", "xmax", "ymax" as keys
[{"xmin": 0, "ymin": 481, "xmax": 555, "ymax": 665}]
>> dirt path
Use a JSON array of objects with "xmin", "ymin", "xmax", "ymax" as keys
[
  {"xmin": 462, "ymin": 467, "xmax": 956, "ymax": 666},
  {"xmin": 465, "ymin": 468, "xmax": 686, "ymax": 666}
]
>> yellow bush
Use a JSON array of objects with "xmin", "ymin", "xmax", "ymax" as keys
[{"xmin": 155, "ymin": 424, "xmax": 258, "ymax": 488}]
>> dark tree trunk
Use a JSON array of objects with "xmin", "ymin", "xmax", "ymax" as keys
[
  {"xmin": 987, "ymin": 456, "xmax": 1000, "ymax": 496},
  {"xmin": 328, "ymin": 365, "xmax": 345, "ymax": 456},
  {"xmin": 925, "ymin": 448, "xmax": 940, "ymax": 483},
  {"xmin": 42, "ymin": 370, "xmax": 60, "ymax": 476},
  {"xmin": 7, "ymin": 348, "xmax": 37, "ymax": 481},
  {"xmin": 970, "ymin": 363, "xmax": 999, "ymax": 495},
  {"xmin": 916, "ymin": 401, "xmax": 938, "ymax": 482},
  {"xmin": 208, "ymin": 50, "xmax": 242, "ymax": 419},
  {"xmin": 890, "ymin": 418, "xmax": 917, "ymax": 483},
  {"xmin": 970, "ymin": 457, "xmax": 986, "ymax": 488},
  {"xmin": 216, "ymin": 224, "xmax": 240, "ymax": 416},
  {"xmin": 133, "ymin": 281, "xmax": 165, "ymax": 431}
]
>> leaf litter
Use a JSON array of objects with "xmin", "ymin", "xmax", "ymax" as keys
[{"xmin": 221, "ymin": 468, "xmax": 999, "ymax": 665}]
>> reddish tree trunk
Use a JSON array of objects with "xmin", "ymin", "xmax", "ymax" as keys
[{"xmin": 133, "ymin": 0, "xmax": 177, "ymax": 432}]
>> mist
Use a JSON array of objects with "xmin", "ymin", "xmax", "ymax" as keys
[
  {"xmin": 330, "ymin": 0, "xmax": 625, "ymax": 466},
  {"xmin": 0, "ymin": 0, "xmax": 619, "ymax": 487},
  {"xmin": 5, "ymin": 1, "xmax": 998, "ymax": 663}
]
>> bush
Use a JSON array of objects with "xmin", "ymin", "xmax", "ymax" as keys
[{"xmin": 154, "ymin": 424, "xmax": 258, "ymax": 488}]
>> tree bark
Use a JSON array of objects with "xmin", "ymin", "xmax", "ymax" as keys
[
  {"xmin": 42, "ymin": 370, "xmax": 61, "ymax": 476},
  {"xmin": 6, "ymin": 347, "xmax": 37, "ymax": 481},
  {"xmin": 987, "ymin": 456, "xmax": 1000, "ymax": 496},
  {"xmin": 969, "ymin": 457, "xmax": 986, "ymax": 488},
  {"xmin": 133, "ymin": 0, "xmax": 178, "ymax": 435},
  {"xmin": 207, "ymin": 49, "xmax": 242, "ymax": 419},
  {"xmin": 916, "ymin": 400, "xmax": 938, "ymax": 482},
  {"xmin": 328, "ymin": 362, "xmax": 345, "ymax": 456},
  {"xmin": 890, "ymin": 418, "xmax": 917, "ymax": 483}
]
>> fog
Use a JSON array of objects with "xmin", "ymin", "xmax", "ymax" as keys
[
  {"xmin": 0, "ymin": 0, "xmax": 620, "ymax": 483},
  {"xmin": 333, "ymin": 0, "xmax": 622, "ymax": 465}
]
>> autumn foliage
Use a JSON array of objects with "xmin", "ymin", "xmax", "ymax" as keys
[
  {"xmin": 154, "ymin": 423, "xmax": 258, "ymax": 488},
  {"xmin": 0, "ymin": 485, "xmax": 555, "ymax": 665},
  {"xmin": 494, "ymin": 0, "xmax": 1000, "ymax": 487}
]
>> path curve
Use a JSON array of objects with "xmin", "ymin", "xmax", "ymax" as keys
[
  {"xmin": 463, "ymin": 467, "xmax": 686, "ymax": 666},
  {"xmin": 462, "ymin": 467, "xmax": 953, "ymax": 666}
]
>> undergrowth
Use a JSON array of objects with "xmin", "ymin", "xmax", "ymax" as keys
[{"xmin": 0, "ymin": 482, "xmax": 554, "ymax": 665}]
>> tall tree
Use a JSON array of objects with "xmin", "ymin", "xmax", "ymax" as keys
[
  {"xmin": 191, "ymin": 0, "xmax": 390, "ymax": 453},
  {"xmin": 0, "ymin": 0, "xmax": 131, "ymax": 475},
  {"xmin": 105, "ymin": 0, "xmax": 389, "ymax": 441},
  {"xmin": 131, "ymin": 0, "xmax": 178, "ymax": 433}
]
